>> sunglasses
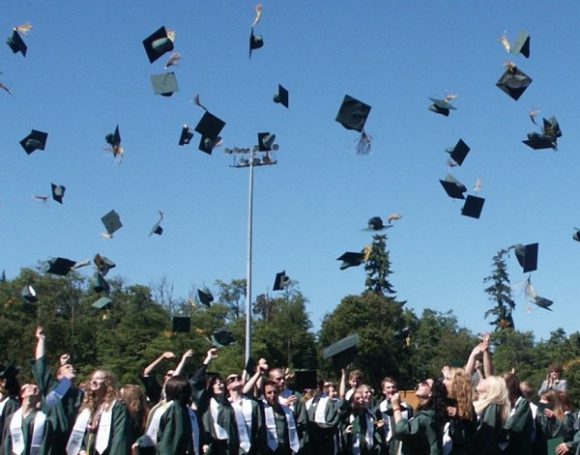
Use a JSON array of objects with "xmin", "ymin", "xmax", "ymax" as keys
[{"xmin": 227, "ymin": 375, "xmax": 241, "ymax": 384}]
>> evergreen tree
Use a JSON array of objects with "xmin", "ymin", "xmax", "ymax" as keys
[
  {"xmin": 364, "ymin": 233, "xmax": 395, "ymax": 296},
  {"xmin": 483, "ymin": 248, "xmax": 516, "ymax": 330}
]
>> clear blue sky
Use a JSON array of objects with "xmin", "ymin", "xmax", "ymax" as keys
[{"xmin": 2, "ymin": 1, "xmax": 579, "ymax": 341}]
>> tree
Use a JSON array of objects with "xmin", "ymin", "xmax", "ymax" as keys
[
  {"xmin": 364, "ymin": 234, "xmax": 395, "ymax": 296},
  {"xmin": 215, "ymin": 279, "xmax": 247, "ymax": 320},
  {"xmin": 483, "ymin": 248, "xmax": 516, "ymax": 330}
]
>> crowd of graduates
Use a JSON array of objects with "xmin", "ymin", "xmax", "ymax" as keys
[{"xmin": 0, "ymin": 329, "xmax": 579, "ymax": 454}]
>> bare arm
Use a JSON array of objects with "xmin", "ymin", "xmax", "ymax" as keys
[
  {"xmin": 482, "ymin": 334, "xmax": 494, "ymax": 377},
  {"xmin": 243, "ymin": 358, "xmax": 268, "ymax": 395},
  {"xmin": 143, "ymin": 351, "xmax": 176, "ymax": 377},
  {"xmin": 35, "ymin": 326, "xmax": 45, "ymax": 360},
  {"xmin": 173, "ymin": 350, "xmax": 193, "ymax": 376},
  {"xmin": 339, "ymin": 368, "xmax": 347, "ymax": 400}
]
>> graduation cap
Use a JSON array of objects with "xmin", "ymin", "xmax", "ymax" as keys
[
  {"xmin": 21, "ymin": 285, "xmax": 37, "ymax": 303},
  {"xmin": 101, "ymin": 210, "xmax": 122, "ymax": 236},
  {"xmin": 143, "ymin": 26, "xmax": 175, "ymax": 63},
  {"xmin": 20, "ymin": 130, "xmax": 48, "ymax": 155},
  {"xmin": 47, "ymin": 257, "xmax": 76, "ymax": 276},
  {"xmin": 197, "ymin": 288, "xmax": 214, "ymax": 307},
  {"xmin": 178, "ymin": 125, "xmax": 194, "ymax": 146},
  {"xmin": 94, "ymin": 254, "xmax": 116, "ymax": 276},
  {"xmin": 273, "ymin": 271, "xmax": 290, "ymax": 291},
  {"xmin": 323, "ymin": 334, "xmax": 360, "ymax": 370},
  {"xmin": 428, "ymin": 98, "xmax": 457, "ymax": 116},
  {"xmin": 542, "ymin": 116, "xmax": 562, "ymax": 141},
  {"xmin": 172, "ymin": 316, "xmax": 191, "ymax": 333},
  {"xmin": 510, "ymin": 31, "xmax": 530, "ymax": 58},
  {"xmin": 573, "ymin": 228, "xmax": 580, "ymax": 242},
  {"xmin": 365, "ymin": 216, "xmax": 389, "ymax": 231},
  {"xmin": 6, "ymin": 29, "xmax": 27, "ymax": 56},
  {"xmin": 440, "ymin": 175, "xmax": 467, "ymax": 199},
  {"xmin": 496, "ymin": 64, "xmax": 532, "ymax": 100},
  {"xmin": 149, "ymin": 211, "xmax": 164, "ymax": 236},
  {"xmin": 90, "ymin": 272, "xmax": 110, "ymax": 294},
  {"xmin": 51, "ymin": 184, "xmax": 65, "ymax": 204},
  {"xmin": 293, "ymin": 370, "xmax": 318, "ymax": 391},
  {"xmin": 273, "ymin": 84, "xmax": 289, "ymax": 108},
  {"xmin": 533, "ymin": 296, "xmax": 553, "ymax": 311},
  {"xmin": 249, "ymin": 28, "xmax": 263, "ymax": 58},
  {"xmin": 195, "ymin": 112, "xmax": 225, "ymax": 142},
  {"xmin": 461, "ymin": 195, "xmax": 485, "ymax": 219},
  {"xmin": 513, "ymin": 243, "xmax": 538, "ymax": 273},
  {"xmin": 0, "ymin": 364, "xmax": 20, "ymax": 380},
  {"xmin": 92, "ymin": 296, "xmax": 113, "ymax": 310},
  {"xmin": 446, "ymin": 139, "xmax": 470, "ymax": 166},
  {"xmin": 150, "ymin": 72, "xmax": 179, "ymax": 96},
  {"xmin": 258, "ymin": 133, "xmax": 277, "ymax": 152},
  {"xmin": 211, "ymin": 329, "xmax": 235, "ymax": 348},
  {"xmin": 337, "ymin": 251, "xmax": 366, "ymax": 270},
  {"xmin": 105, "ymin": 125, "xmax": 123, "ymax": 157},
  {"xmin": 244, "ymin": 356, "xmax": 257, "ymax": 376},
  {"xmin": 335, "ymin": 95, "xmax": 371, "ymax": 132},
  {"xmin": 523, "ymin": 132, "xmax": 557, "ymax": 150}
]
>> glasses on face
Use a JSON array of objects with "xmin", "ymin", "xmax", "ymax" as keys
[{"xmin": 227, "ymin": 375, "xmax": 241, "ymax": 384}]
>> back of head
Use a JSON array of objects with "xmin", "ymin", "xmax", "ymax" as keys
[
  {"xmin": 165, "ymin": 375, "xmax": 192, "ymax": 405},
  {"xmin": 503, "ymin": 373, "xmax": 522, "ymax": 404}
]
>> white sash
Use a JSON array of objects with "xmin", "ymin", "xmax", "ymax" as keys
[
  {"xmin": 9, "ymin": 409, "xmax": 47, "ymax": 455},
  {"xmin": 66, "ymin": 408, "xmax": 91, "ymax": 455},
  {"xmin": 349, "ymin": 411, "xmax": 374, "ymax": 455},
  {"xmin": 442, "ymin": 421, "xmax": 452, "ymax": 455},
  {"xmin": 188, "ymin": 407, "xmax": 200, "ymax": 454},
  {"xmin": 0, "ymin": 396, "xmax": 8, "ymax": 415},
  {"xmin": 231, "ymin": 398, "xmax": 252, "ymax": 452},
  {"xmin": 141, "ymin": 401, "xmax": 171, "ymax": 447},
  {"xmin": 263, "ymin": 402, "xmax": 300, "ymax": 454},
  {"xmin": 314, "ymin": 396, "xmax": 329, "ymax": 424},
  {"xmin": 210, "ymin": 398, "xmax": 229, "ymax": 440},
  {"xmin": 95, "ymin": 400, "xmax": 115, "ymax": 454}
]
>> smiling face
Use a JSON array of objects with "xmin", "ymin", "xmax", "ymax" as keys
[
  {"xmin": 226, "ymin": 374, "xmax": 242, "ymax": 392},
  {"xmin": 211, "ymin": 378, "xmax": 225, "ymax": 396},
  {"xmin": 264, "ymin": 384, "xmax": 279, "ymax": 406},
  {"xmin": 90, "ymin": 370, "xmax": 107, "ymax": 393},
  {"xmin": 382, "ymin": 381, "xmax": 398, "ymax": 401}
]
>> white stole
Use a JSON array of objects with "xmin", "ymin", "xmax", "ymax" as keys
[
  {"xmin": 95, "ymin": 400, "xmax": 115, "ymax": 454},
  {"xmin": 9, "ymin": 409, "xmax": 47, "ymax": 455},
  {"xmin": 210, "ymin": 398, "xmax": 229, "ymax": 440},
  {"xmin": 141, "ymin": 401, "xmax": 171, "ymax": 447},
  {"xmin": 231, "ymin": 398, "xmax": 252, "ymax": 452},
  {"xmin": 442, "ymin": 421, "xmax": 452, "ymax": 455},
  {"xmin": 0, "ymin": 396, "xmax": 9, "ymax": 415},
  {"xmin": 263, "ymin": 402, "xmax": 300, "ymax": 454},
  {"xmin": 314, "ymin": 396, "xmax": 329, "ymax": 424},
  {"xmin": 66, "ymin": 408, "xmax": 91, "ymax": 455},
  {"xmin": 349, "ymin": 411, "xmax": 374, "ymax": 455}
]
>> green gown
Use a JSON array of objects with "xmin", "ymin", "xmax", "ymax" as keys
[
  {"xmin": 0, "ymin": 396, "xmax": 19, "ymax": 447},
  {"xmin": 80, "ymin": 400, "xmax": 133, "ymax": 455},
  {"xmin": 306, "ymin": 396, "xmax": 346, "ymax": 454},
  {"xmin": 394, "ymin": 409, "xmax": 441, "ymax": 455},
  {"xmin": 473, "ymin": 403, "xmax": 508, "ymax": 455},
  {"xmin": 2, "ymin": 409, "xmax": 53, "ymax": 455},
  {"xmin": 156, "ymin": 401, "xmax": 201, "ymax": 454},
  {"xmin": 505, "ymin": 397, "xmax": 533, "ymax": 455}
]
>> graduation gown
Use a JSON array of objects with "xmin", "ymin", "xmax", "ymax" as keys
[
  {"xmin": 0, "ymin": 396, "xmax": 19, "ymax": 447},
  {"xmin": 394, "ymin": 409, "xmax": 441, "ymax": 455},
  {"xmin": 473, "ymin": 404, "xmax": 508, "ymax": 455},
  {"xmin": 374, "ymin": 399, "xmax": 413, "ymax": 455},
  {"xmin": 447, "ymin": 413, "xmax": 477, "ymax": 455},
  {"xmin": 229, "ymin": 395, "xmax": 263, "ymax": 455},
  {"xmin": 505, "ymin": 397, "xmax": 533, "ymax": 455},
  {"xmin": 306, "ymin": 395, "xmax": 346, "ymax": 454},
  {"xmin": 258, "ymin": 401, "xmax": 299, "ymax": 455},
  {"xmin": 157, "ymin": 402, "xmax": 202, "ymax": 454},
  {"xmin": 31, "ymin": 355, "xmax": 84, "ymax": 453},
  {"xmin": 3, "ymin": 409, "xmax": 53, "ymax": 455},
  {"xmin": 344, "ymin": 408, "xmax": 382, "ymax": 455},
  {"xmin": 279, "ymin": 389, "xmax": 308, "ymax": 453}
]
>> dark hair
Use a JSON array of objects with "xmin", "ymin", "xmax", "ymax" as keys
[
  {"xmin": 262, "ymin": 379, "xmax": 279, "ymax": 395},
  {"xmin": 549, "ymin": 363, "xmax": 562, "ymax": 374},
  {"xmin": 503, "ymin": 373, "xmax": 521, "ymax": 404},
  {"xmin": 165, "ymin": 376, "xmax": 192, "ymax": 405}
]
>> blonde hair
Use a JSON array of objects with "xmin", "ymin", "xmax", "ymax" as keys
[
  {"xmin": 82, "ymin": 369, "xmax": 118, "ymax": 414},
  {"xmin": 473, "ymin": 375, "xmax": 510, "ymax": 424}
]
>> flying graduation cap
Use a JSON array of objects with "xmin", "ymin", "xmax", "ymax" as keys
[
  {"xmin": 496, "ymin": 63, "xmax": 532, "ymax": 101},
  {"xmin": 523, "ymin": 116, "xmax": 562, "ymax": 150},
  {"xmin": 6, "ymin": 29, "xmax": 27, "ymax": 56},
  {"xmin": 500, "ymin": 31, "xmax": 530, "ymax": 58},
  {"xmin": 573, "ymin": 228, "xmax": 580, "ymax": 242},
  {"xmin": 523, "ymin": 276, "xmax": 553, "ymax": 311},
  {"xmin": 273, "ymin": 84, "xmax": 289, "ymax": 108},
  {"xmin": 513, "ymin": 243, "xmax": 538, "ymax": 273},
  {"xmin": 337, "ymin": 251, "xmax": 366, "ymax": 270},
  {"xmin": 150, "ymin": 72, "xmax": 179, "ymax": 97},
  {"xmin": 446, "ymin": 139, "xmax": 470, "ymax": 166},
  {"xmin": 249, "ymin": 4, "xmax": 264, "ymax": 58},
  {"xmin": 461, "ymin": 195, "xmax": 485, "ymax": 219},
  {"xmin": 105, "ymin": 125, "xmax": 123, "ymax": 158},
  {"xmin": 194, "ymin": 111, "xmax": 226, "ymax": 155},
  {"xmin": 149, "ymin": 211, "xmax": 164, "ymax": 236},
  {"xmin": 273, "ymin": 271, "xmax": 290, "ymax": 291},
  {"xmin": 93, "ymin": 296, "xmax": 113, "ymax": 310},
  {"xmin": 101, "ymin": 210, "xmax": 123, "ymax": 237},
  {"xmin": 440, "ymin": 175, "xmax": 467, "ymax": 200},
  {"xmin": 143, "ymin": 26, "xmax": 175, "ymax": 63},
  {"xmin": 257, "ymin": 133, "xmax": 277, "ymax": 152},
  {"xmin": 21, "ymin": 285, "xmax": 37, "ymax": 303},
  {"xmin": 20, "ymin": 130, "xmax": 48, "ymax": 155},
  {"xmin": 46, "ymin": 257, "xmax": 77, "ymax": 276},
  {"xmin": 336, "ymin": 95, "xmax": 371, "ymax": 133},
  {"xmin": 179, "ymin": 125, "xmax": 194, "ymax": 146},
  {"xmin": 94, "ymin": 254, "xmax": 116, "ymax": 276},
  {"xmin": 323, "ymin": 334, "xmax": 360, "ymax": 370},
  {"xmin": 429, "ymin": 97, "xmax": 457, "ymax": 116},
  {"xmin": 197, "ymin": 288, "xmax": 214, "ymax": 307},
  {"xmin": 172, "ymin": 316, "xmax": 191, "ymax": 333},
  {"xmin": 51, "ymin": 184, "xmax": 65, "ymax": 204},
  {"xmin": 90, "ymin": 272, "xmax": 110, "ymax": 295},
  {"xmin": 211, "ymin": 329, "xmax": 235, "ymax": 348}
]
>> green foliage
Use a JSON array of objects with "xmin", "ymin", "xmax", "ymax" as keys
[
  {"xmin": 484, "ymin": 248, "xmax": 516, "ymax": 330},
  {"xmin": 364, "ymin": 234, "xmax": 395, "ymax": 296}
]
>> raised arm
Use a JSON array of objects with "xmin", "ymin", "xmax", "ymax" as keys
[
  {"xmin": 143, "ymin": 351, "xmax": 176, "ymax": 377},
  {"xmin": 481, "ymin": 333, "xmax": 494, "ymax": 377},
  {"xmin": 339, "ymin": 368, "xmax": 347, "ymax": 400},
  {"xmin": 35, "ymin": 326, "xmax": 45, "ymax": 360},
  {"xmin": 173, "ymin": 349, "xmax": 194, "ymax": 377},
  {"xmin": 464, "ymin": 341, "xmax": 483, "ymax": 378},
  {"xmin": 243, "ymin": 358, "xmax": 268, "ymax": 396}
]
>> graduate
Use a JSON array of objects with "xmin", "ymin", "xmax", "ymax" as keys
[
  {"xmin": 260, "ymin": 380, "xmax": 301, "ymax": 454},
  {"xmin": 442, "ymin": 368, "xmax": 477, "ymax": 455},
  {"xmin": 3, "ymin": 383, "xmax": 53, "ymax": 454},
  {"xmin": 504, "ymin": 373, "xmax": 533, "ymax": 455},
  {"xmin": 0, "ymin": 363, "xmax": 21, "ymax": 447},
  {"xmin": 471, "ymin": 376, "xmax": 510, "ymax": 455},
  {"xmin": 305, "ymin": 381, "xmax": 346, "ymax": 454},
  {"xmin": 30, "ymin": 326, "xmax": 84, "ymax": 454},
  {"xmin": 65, "ymin": 369, "xmax": 133, "ymax": 455},
  {"xmin": 344, "ymin": 386, "xmax": 382, "ymax": 455},
  {"xmin": 135, "ymin": 375, "xmax": 203, "ymax": 454},
  {"xmin": 375, "ymin": 377, "xmax": 413, "ymax": 455},
  {"xmin": 140, "ymin": 351, "xmax": 178, "ymax": 405}
]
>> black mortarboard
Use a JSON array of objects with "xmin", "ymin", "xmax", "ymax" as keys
[
  {"xmin": 198, "ymin": 136, "xmax": 217, "ymax": 155},
  {"xmin": 179, "ymin": 125, "xmax": 194, "ymax": 146},
  {"xmin": 258, "ymin": 132, "xmax": 276, "ymax": 152},
  {"xmin": 573, "ymin": 229, "xmax": 580, "ymax": 242},
  {"xmin": 273, "ymin": 271, "xmax": 289, "ymax": 291},
  {"xmin": 149, "ymin": 212, "xmax": 164, "ymax": 237},
  {"xmin": 172, "ymin": 316, "xmax": 191, "ymax": 333},
  {"xmin": 542, "ymin": 116, "xmax": 562, "ymax": 140},
  {"xmin": 511, "ymin": 31, "xmax": 530, "ymax": 58},
  {"xmin": 440, "ymin": 175, "xmax": 467, "ymax": 199},
  {"xmin": 335, "ymin": 95, "xmax": 371, "ymax": 132},
  {"xmin": 143, "ymin": 26, "xmax": 174, "ymax": 64},
  {"xmin": 151, "ymin": 72, "xmax": 179, "ymax": 96},
  {"xmin": 514, "ymin": 243, "xmax": 538, "ymax": 273},
  {"xmin": 428, "ymin": 98, "xmax": 457, "ymax": 116},
  {"xmin": 90, "ymin": 272, "xmax": 110, "ymax": 294},
  {"xmin": 446, "ymin": 139, "xmax": 470, "ymax": 166},
  {"xmin": 244, "ymin": 356, "xmax": 257, "ymax": 376},
  {"xmin": 366, "ymin": 216, "xmax": 386, "ymax": 231},
  {"xmin": 7, "ymin": 29, "xmax": 27, "ymax": 56},
  {"xmin": 51, "ymin": 183, "xmax": 65, "ymax": 204},
  {"xmin": 21, "ymin": 285, "xmax": 37, "ymax": 303},
  {"xmin": 323, "ymin": 334, "xmax": 360, "ymax": 370},
  {"xmin": 211, "ymin": 329, "xmax": 235, "ymax": 347},
  {"xmin": 105, "ymin": 126, "xmax": 121, "ymax": 149},
  {"xmin": 94, "ymin": 254, "xmax": 116, "ymax": 276},
  {"xmin": 93, "ymin": 296, "xmax": 113, "ymax": 310},
  {"xmin": 20, "ymin": 130, "xmax": 48, "ymax": 155},
  {"xmin": 522, "ymin": 132, "xmax": 556, "ymax": 150},
  {"xmin": 249, "ymin": 28, "xmax": 263, "ymax": 58},
  {"xmin": 197, "ymin": 288, "xmax": 214, "ymax": 307},
  {"xmin": 195, "ymin": 112, "xmax": 225, "ymax": 142},
  {"xmin": 533, "ymin": 296, "xmax": 553, "ymax": 311},
  {"xmin": 461, "ymin": 195, "xmax": 485, "ymax": 219},
  {"xmin": 47, "ymin": 257, "xmax": 76, "ymax": 276},
  {"xmin": 101, "ymin": 210, "xmax": 122, "ymax": 236},
  {"xmin": 0, "ymin": 364, "xmax": 20, "ymax": 379},
  {"xmin": 496, "ymin": 65, "xmax": 532, "ymax": 101},
  {"xmin": 337, "ymin": 251, "xmax": 366, "ymax": 270},
  {"xmin": 273, "ymin": 84, "xmax": 289, "ymax": 108},
  {"xmin": 293, "ymin": 370, "xmax": 318, "ymax": 391}
]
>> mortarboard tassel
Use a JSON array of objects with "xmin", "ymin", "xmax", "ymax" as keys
[
  {"xmin": 251, "ymin": 4, "xmax": 263, "ymax": 28},
  {"xmin": 356, "ymin": 131, "xmax": 372, "ymax": 155}
]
